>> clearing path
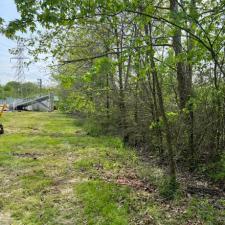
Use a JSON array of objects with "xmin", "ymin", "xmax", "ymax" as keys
[{"xmin": 0, "ymin": 112, "xmax": 223, "ymax": 225}]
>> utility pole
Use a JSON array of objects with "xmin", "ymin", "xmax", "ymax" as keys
[
  {"xmin": 10, "ymin": 39, "xmax": 29, "ymax": 98},
  {"xmin": 37, "ymin": 78, "xmax": 42, "ymax": 96}
]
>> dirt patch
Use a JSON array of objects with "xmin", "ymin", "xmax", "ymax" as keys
[
  {"xmin": 102, "ymin": 171, "xmax": 155, "ymax": 193},
  {"xmin": 27, "ymin": 126, "xmax": 39, "ymax": 131},
  {"xmin": 53, "ymin": 177, "xmax": 88, "ymax": 186},
  {"xmin": 50, "ymin": 177, "xmax": 88, "ymax": 197},
  {"xmin": 115, "ymin": 177, "xmax": 154, "ymax": 192},
  {"xmin": 12, "ymin": 152, "xmax": 43, "ymax": 160},
  {"xmin": 74, "ymin": 130, "xmax": 87, "ymax": 136},
  {"xmin": 0, "ymin": 212, "xmax": 12, "ymax": 225}
]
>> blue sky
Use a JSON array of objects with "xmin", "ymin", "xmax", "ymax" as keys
[{"xmin": 0, "ymin": 0, "xmax": 51, "ymax": 85}]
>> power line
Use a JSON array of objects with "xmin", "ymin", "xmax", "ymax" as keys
[{"xmin": 10, "ymin": 39, "xmax": 29, "ymax": 97}]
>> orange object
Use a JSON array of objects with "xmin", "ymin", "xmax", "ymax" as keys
[{"xmin": 0, "ymin": 104, "xmax": 7, "ymax": 117}]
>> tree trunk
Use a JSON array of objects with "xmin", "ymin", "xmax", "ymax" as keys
[
  {"xmin": 106, "ymin": 72, "xmax": 110, "ymax": 120},
  {"xmin": 148, "ymin": 23, "xmax": 176, "ymax": 182},
  {"xmin": 187, "ymin": 0, "xmax": 196, "ymax": 169},
  {"xmin": 144, "ymin": 24, "xmax": 164, "ymax": 158},
  {"xmin": 115, "ymin": 26, "xmax": 128, "ymax": 144},
  {"xmin": 170, "ymin": 0, "xmax": 187, "ymax": 110}
]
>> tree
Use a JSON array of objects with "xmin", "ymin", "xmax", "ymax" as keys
[{"xmin": 3, "ymin": 0, "xmax": 225, "ymax": 192}]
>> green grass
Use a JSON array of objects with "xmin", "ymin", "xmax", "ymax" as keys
[
  {"xmin": 20, "ymin": 170, "xmax": 53, "ymax": 194},
  {"xmin": 0, "ymin": 112, "xmax": 223, "ymax": 224},
  {"xmin": 75, "ymin": 180, "xmax": 130, "ymax": 225}
]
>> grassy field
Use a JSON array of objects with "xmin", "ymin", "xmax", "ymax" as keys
[{"xmin": 0, "ymin": 112, "xmax": 224, "ymax": 225}]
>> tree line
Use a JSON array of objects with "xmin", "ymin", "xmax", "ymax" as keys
[
  {"xmin": 1, "ymin": 0, "xmax": 224, "ymax": 194},
  {"xmin": 0, "ymin": 81, "xmax": 43, "ymax": 99}
]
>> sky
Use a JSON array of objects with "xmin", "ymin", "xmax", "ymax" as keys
[{"xmin": 0, "ymin": 0, "xmax": 51, "ymax": 86}]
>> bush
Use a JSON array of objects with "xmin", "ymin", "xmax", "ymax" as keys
[
  {"xmin": 206, "ymin": 154, "xmax": 225, "ymax": 184},
  {"xmin": 159, "ymin": 176, "xmax": 180, "ymax": 200},
  {"xmin": 83, "ymin": 119, "xmax": 103, "ymax": 136}
]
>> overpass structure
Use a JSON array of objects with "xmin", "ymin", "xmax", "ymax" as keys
[{"xmin": 12, "ymin": 94, "xmax": 54, "ymax": 112}]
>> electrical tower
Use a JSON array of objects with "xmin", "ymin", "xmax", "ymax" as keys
[
  {"xmin": 10, "ymin": 39, "xmax": 29, "ymax": 97},
  {"xmin": 37, "ymin": 78, "xmax": 42, "ymax": 96}
]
